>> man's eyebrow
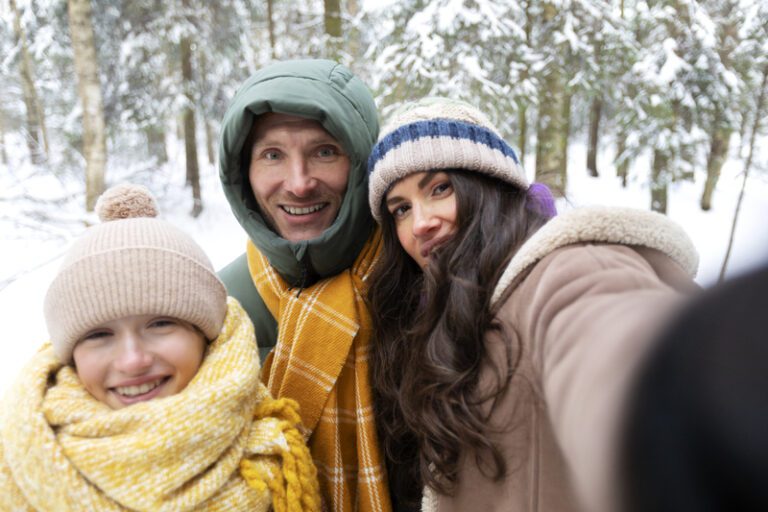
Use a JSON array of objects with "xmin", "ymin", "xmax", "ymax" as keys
[
  {"xmin": 252, "ymin": 135, "xmax": 340, "ymax": 148},
  {"xmin": 252, "ymin": 138, "xmax": 282, "ymax": 149},
  {"xmin": 308, "ymin": 135, "xmax": 340, "ymax": 145}
]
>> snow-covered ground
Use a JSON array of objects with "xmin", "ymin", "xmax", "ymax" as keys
[{"xmin": 1, "ymin": 136, "xmax": 767, "ymax": 396}]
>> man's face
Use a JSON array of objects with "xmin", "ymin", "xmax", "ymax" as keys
[{"xmin": 247, "ymin": 113, "xmax": 350, "ymax": 242}]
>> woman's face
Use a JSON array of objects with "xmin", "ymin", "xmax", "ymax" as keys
[
  {"xmin": 384, "ymin": 171, "xmax": 458, "ymax": 268},
  {"xmin": 72, "ymin": 315, "xmax": 206, "ymax": 409}
]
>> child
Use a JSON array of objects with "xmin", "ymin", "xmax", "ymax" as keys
[{"xmin": 0, "ymin": 184, "xmax": 320, "ymax": 511}]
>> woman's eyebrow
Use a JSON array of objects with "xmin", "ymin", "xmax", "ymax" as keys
[
  {"xmin": 417, "ymin": 173, "xmax": 435, "ymax": 189},
  {"xmin": 386, "ymin": 195, "xmax": 404, "ymax": 206}
]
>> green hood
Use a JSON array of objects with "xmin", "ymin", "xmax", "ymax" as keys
[{"xmin": 218, "ymin": 60, "xmax": 379, "ymax": 286}]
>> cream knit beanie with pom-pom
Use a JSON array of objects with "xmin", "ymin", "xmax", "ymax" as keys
[{"xmin": 44, "ymin": 184, "xmax": 227, "ymax": 363}]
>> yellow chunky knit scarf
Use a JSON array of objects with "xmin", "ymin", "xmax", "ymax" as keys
[
  {"xmin": 0, "ymin": 298, "xmax": 320, "ymax": 512},
  {"xmin": 246, "ymin": 229, "xmax": 392, "ymax": 512}
]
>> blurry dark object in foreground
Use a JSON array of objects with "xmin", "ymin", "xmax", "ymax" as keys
[{"xmin": 622, "ymin": 263, "xmax": 768, "ymax": 512}]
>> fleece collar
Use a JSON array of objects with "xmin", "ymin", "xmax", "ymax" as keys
[{"xmin": 491, "ymin": 207, "xmax": 699, "ymax": 307}]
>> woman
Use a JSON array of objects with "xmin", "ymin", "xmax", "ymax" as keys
[{"xmin": 366, "ymin": 98, "xmax": 699, "ymax": 512}]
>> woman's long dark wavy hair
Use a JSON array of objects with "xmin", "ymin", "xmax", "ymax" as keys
[{"xmin": 368, "ymin": 170, "xmax": 550, "ymax": 507}]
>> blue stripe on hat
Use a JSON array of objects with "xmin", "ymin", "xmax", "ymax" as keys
[{"xmin": 367, "ymin": 119, "xmax": 520, "ymax": 174}]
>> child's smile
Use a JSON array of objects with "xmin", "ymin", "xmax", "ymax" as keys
[{"xmin": 73, "ymin": 315, "xmax": 206, "ymax": 410}]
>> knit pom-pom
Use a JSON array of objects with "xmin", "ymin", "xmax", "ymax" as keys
[{"xmin": 95, "ymin": 184, "xmax": 159, "ymax": 222}]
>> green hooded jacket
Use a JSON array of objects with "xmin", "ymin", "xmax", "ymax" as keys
[{"xmin": 217, "ymin": 60, "xmax": 379, "ymax": 358}]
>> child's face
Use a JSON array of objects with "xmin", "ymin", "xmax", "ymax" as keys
[{"xmin": 72, "ymin": 315, "xmax": 206, "ymax": 409}]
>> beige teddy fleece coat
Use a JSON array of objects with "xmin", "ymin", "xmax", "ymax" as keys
[{"xmin": 424, "ymin": 207, "xmax": 699, "ymax": 512}]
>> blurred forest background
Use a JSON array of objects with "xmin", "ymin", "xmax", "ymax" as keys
[{"xmin": 1, "ymin": 0, "xmax": 767, "ymax": 278}]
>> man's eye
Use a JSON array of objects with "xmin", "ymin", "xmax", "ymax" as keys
[{"xmin": 316, "ymin": 146, "xmax": 338, "ymax": 158}]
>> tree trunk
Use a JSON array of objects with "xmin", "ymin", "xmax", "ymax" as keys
[
  {"xmin": 144, "ymin": 124, "xmax": 168, "ymax": 165},
  {"xmin": 702, "ymin": 0, "xmax": 737, "ymax": 207},
  {"xmin": 535, "ymin": 3, "xmax": 567, "ymax": 196},
  {"xmin": 518, "ymin": 105, "xmax": 528, "ymax": 165},
  {"xmin": 615, "ymin": 2, "xmax": 633, "ymax": 188},
  {"xmin": 0, "ymin": 125, "xmax": 8, "ymax": 165},
  {"xmin": 11, "ymin": 0, "xmax": 49, "ymax": 165},
  {"xmin": 738, "ymin": 108, "xmax": 749, "ymax": 155},
  {"xmin": 701, "ymin": 120, "xmax": 731, "ymax": 211},
  {"xmin": 516, "ymin": 0, "xmax": 532, "ymax": 165},
  {"xmin": 650, "ymin": 149, "xmax": 669, "ymax": 214},
  {"xmin": 560, "ymin": 87, "xmax": 572, "ymax": 178},
  {"xmin": 586, "ymin": 32, "xmax": 603, "ymax": 177},
  {"xmin": 347, "ymin": 0, "xmax": 361, "ymax": 61},
  {"xmin": 204, "ymin": 120, "xmax": 215, "ymax": 166},
  {"xmin": 615, "ymin": 131, "xmax": 629, "ymax": 187},
  {"xmin": 720, "ymin": 65, "xmax": 768, "ymax": 282},
  {"xmin": 323, "ymin": 0, "xmax": 342, "ymax": 60},
  {"xmin": 180, "ymin": 35, "xmax": 202, "ymax": 217},
  {"xmin": 267, "ymin": 0, "xmax": 277, "ymax": 60},
  {"xmin": 678, "ymin": 110, "xmax": 695, "ymax": 182},
  {"xmin": 587, "ymin": 98, "xmax": 602, "ymax": 177},
  {"xmin": 195, "ymin": 51, "xmax": 215, "ymax": 167},
  {"xmin": 535, "ymin": 73, "xmax": 567, "ymax": 195},
  {"xmin": 68, "ymin": 0, "xmax": 107, "ymax": 211}
]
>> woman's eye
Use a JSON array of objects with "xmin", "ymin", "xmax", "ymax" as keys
[
  {"xmin": 432, "ymin": 182, "xmax": 451, "ymax": 195},
  {"xmin": 390, "ymin": 204, "xmax": 410, "ymax": 219},
  {"xmin": 263, "ymin": 150, "xmax": 280, "ymax": 160}
]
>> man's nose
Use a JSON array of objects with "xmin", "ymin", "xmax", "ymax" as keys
[
  {"xmin": 284, "ymin": 157, "xmax": 317, "ymax": 197},
  {"xmin": 113, "ymin": 335, "xmax": 153, "ymax": 374}
]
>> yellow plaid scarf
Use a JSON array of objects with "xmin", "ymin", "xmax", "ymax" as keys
[
  {"xmin": 0, "ymin": 298, "xmax": 320, "ymax": 512},
  {"xmin": 246, "ymin": 229, "xmax": 392, "ymax": 512}
]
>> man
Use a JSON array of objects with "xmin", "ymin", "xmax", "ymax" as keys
[{"xmin": 217, "ymin": 59, "xmax": 390, "ymax": 512}]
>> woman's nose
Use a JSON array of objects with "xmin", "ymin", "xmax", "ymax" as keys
[{"xmin": 412, "ymin": 205, "xmax": 440, "ymax": 237}]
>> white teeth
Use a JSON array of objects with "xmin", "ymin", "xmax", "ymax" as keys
[
  {"xmin": 115, "ymin": 379, "xmax": 163, "ymax": 397},
  {"xmin": 282, "ymin": 204, "xmax": 324, "ymax": 215}
]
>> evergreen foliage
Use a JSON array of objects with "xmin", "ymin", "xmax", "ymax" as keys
[{"xmin": 0, "ymin": 0, "xmax": 765, "ymax": 213}]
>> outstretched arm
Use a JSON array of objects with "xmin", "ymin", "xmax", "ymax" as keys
[{"xmin": 519, "ymin": 244, "xmax": 691, "ymax": 512}]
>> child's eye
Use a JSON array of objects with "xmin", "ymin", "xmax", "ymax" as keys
[
  {"xmin": 148, "ymin": 318, "xmax": 176, "ymax": 329},
  {"xmin": 81, "ymin": 330, "xmax": 111, "ymax": 342}
]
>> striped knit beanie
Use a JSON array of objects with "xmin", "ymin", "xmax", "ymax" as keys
[
  {"xmin": 44, "ymin": 184, "xmax": 227, "ymax": 363},
  {"xmin": 367, "ymin": 97, "xmax": 530, "ymax": 221}
]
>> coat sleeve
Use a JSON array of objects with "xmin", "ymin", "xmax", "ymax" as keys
[
  {"xmin": 218, "ymin": 252, "xmax": 278, "ymax": 361},
  {"xmin": 514, "ymin": 243, "xmax": 690, "ymax": 512}
]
